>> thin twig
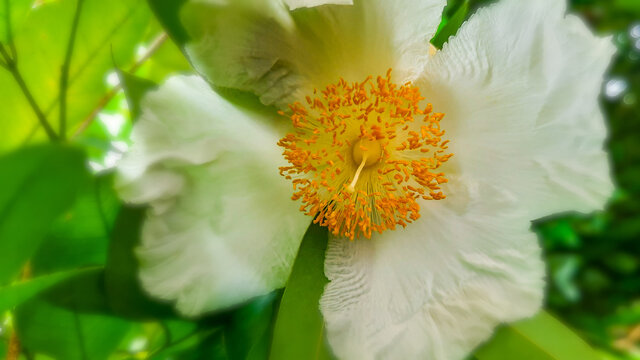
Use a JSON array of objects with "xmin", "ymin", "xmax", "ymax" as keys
[
  {"xmin": 7, "ymin": 332, "xmax": 20, "ymax": 360},
  {"xmin": 20, "ymin": 2, "xmax": 143, "ymax": 145},
  {"xmin": 0, "ymin": 43, "xmax": 59, "ymax": 141},
  {"xmin": 0, "ymin": 42, "xmax": 11, "ymax": 62},
  {"xmin": 4, "ymin": 0, "xmax": 16, "ymax": 60},
  {"xmin": 7, "ymin": 263, "xmax": 32, "ymax": 360},
  {"xmin": 71, "ymin": 32, "xmax": 168, "ymax": 138},
  {"xmin": 58, "ymin": 0, "xmax": 85, "ymax": 140}
]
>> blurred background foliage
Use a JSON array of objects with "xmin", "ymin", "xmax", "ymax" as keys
[{"xmin": 0, "ymin": 0, "xmax": 638, "ymax": 359}]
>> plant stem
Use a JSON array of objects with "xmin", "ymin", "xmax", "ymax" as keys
[
  {"xmin": 4, "ymin": 0, "xmax": 17, "ymax": 60},
  {"xmin": 7, "ymin": 263, "xmax": 32, "ymax": 360},
  {"xmin": 7, "ymin": 332, "xmax": 20, "ymax": 360},
  {"xmin": 0, "ymin": 43, "xmax": 59, "ymax": 141},
  {"xmin": 58, "ymin": 0, "xmax": 85, "ymax": 140}
]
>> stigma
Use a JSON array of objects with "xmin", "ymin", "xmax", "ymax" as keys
[{"xmin": 278, "ymin": 69, "xmax": 452, "ymax": 240}]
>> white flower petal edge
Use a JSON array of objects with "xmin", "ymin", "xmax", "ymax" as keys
[
  {"xmin": 182, "ymin": 0, "xmax": 445, "ymax": 108},
  {"xmin": 284, "ymin": 0, "xmax": 353, "ymax": 11},
  {"xmin": 321, "ymin": 0, "xmax": 614, "ymax": 359},
  {"xmin": 116, "ymin": 75, "xmax": 310, "ymax": 316},
  {"xmin": 321, "ymin": 180, "xmax": 545, "ymax": 360},
  {"xmin": 421, "ymin": 0, "xmax": 615, "ymax": 220}
]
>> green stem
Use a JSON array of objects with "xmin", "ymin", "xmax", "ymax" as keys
[
  {"xmin": 4, "ymin": 0, "xmax": 16, "ymax": 60},
  {"xmin": 58, "ymin": 0, "xmax": 85, "ymax": 140},
  {"xmin": 0, "ymin": 43, "xmax": 59, "ymax": 141}
]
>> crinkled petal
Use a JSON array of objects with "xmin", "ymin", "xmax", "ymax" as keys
[
  {"xmin": 321, "ymin": 178, "xmax": 545, "ymax": 360},
  {"xmin": 116, "ymin": 75, "xmax": 310, "ymax": 316},
  {"xmin": 182, "ymin": 0, "xmax": 446, "ymax": 107},
  {"xmin": 321, "ymin": 1, "xmax": 613, "ymax": 358},
  {"xmin": 420, "ymin": 0, "xmax": 615, "ymax": 220}
]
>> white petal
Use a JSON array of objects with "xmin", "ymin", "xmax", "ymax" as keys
[
  {"xmin": 321, "ymin": 179, "xmax": 545, "ymax": 360},
  {"xmin": 183, "ymin": 0, "xmax": 446, "ymax": 107},
  {"xmin": 116, "ymin": 75, "xmax": 310, "ymax": 316},
  {"xmin": 420, "ymin": 0, "xmax": 615, "ymax": 220},
  {"xmin": 284, "ymin": 0, "xmax": 353, "ymax": 11}
]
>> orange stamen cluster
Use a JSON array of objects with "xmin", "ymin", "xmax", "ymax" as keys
[{"xmin": 278, "ymin": 69, "xmax": 452, "ymax": 240}]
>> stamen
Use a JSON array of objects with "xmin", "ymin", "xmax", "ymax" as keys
[{"xmin": 277, "ymin": 69, "xmax": 452, "ymax": 240}]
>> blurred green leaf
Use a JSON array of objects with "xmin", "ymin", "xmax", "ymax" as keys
[
  {"xmin": 270, "ymin": 224, "xmax": 333, "ymax": 360},
  {"xmin": 147, "ymin": 0, "xmax": 189, "ymax": 46},
  {"xmin": 43, "ymin": 268, "xmax": 113, "ymax": 313},
  {"xmin": 613, "ymin": 0, "xmax": 640, "ymax": 14},
  {"xmin": 150, "ymin": 328, "xmax": 229, "ymax": 360},
  {"xmin": 15, "ymin": 297, "xmax": 130, "ymax": 360},
  {"xmin": 431, "ymin": 0, "xmax": 469, "ymax": 49},
  {"xmin": 0, "ymin": 267, "xmax": 98, "ymax": 313},
  {"xmin": 30, "ymin": 173, "xmax": 120, "ymax": 275},
  {"xmin": 0, "ymin": 0, "xmax": 152, "ymax": 151},
  {"xmin": 226, "ymin": 291, "xmax": 280, "ymax": 360},
  {"xmin": 549, "ymin": 255, "xmax": 581, "ymax": 303},
  {"xmin": 0, "ymin": 144, "xmax": 87, "ymax": 284},
  {"xmin": 117, "ymin": 69, "xmax": 158, "ymax": 120},
  {"xmin": 105, "ymin": 206, "xmax": 174, "ymax": 319},
  {"xmin": 474, "ymin": 311, "xmax": 601, "ymax": 360}
]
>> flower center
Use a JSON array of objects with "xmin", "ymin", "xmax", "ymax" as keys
[
  {"xmin": 278, "ymin": 69, "xmax": 452, "ymax": 240},
  {"xmin": 347, "ymin": 139, "xmax": 382, "ymax": 193}
]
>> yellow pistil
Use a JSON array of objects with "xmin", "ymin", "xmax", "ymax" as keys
[{"xmin": 278, "ymin": 69, "xmax": 452, "ymax": 240}]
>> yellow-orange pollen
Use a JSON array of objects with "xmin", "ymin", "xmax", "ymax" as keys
[{"xmin": 277, "ymin": 69, "xmax": 453, "ymax": 240}]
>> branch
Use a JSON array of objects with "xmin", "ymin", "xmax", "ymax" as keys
[
  {"xmin": 0, "ymin": 43, "xmax": 59, "ymax": 141},
  {"xmin": 71, "ymin": 32, "xmax": 168, "ymax": 138},
  {"xmin": 58, "ymin": 0, "xmax": 85, "ymax": 140}
]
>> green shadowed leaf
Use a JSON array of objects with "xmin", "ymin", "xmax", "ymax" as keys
[
  {"xmin": 0, "ymin": 267, "xmax": 99, "ymax": 313},
  {"xmin": 147, "ymin": 0, "xmax": 190, "ymax": 46},
  {"xmin": 117, "ymin": 69, "xmax": 158, "ymax": 120},
  {"xmin": 150, "ymin": 328, "xmax": 229, "ymax": 360},
  {"xmin": 0, "ymin": 144, "xmax": 88, "ymax": 284},
  {"xmin": 15, "ymin": 296, "xmax": 130, "ymax": 360},
  {"xmin": 104, "ymin": 206, "xmax": 175, "ymax": 319},
  {"xmin": 474, "ymin": 311, "xmax": 601, "ymax": 360},
  {"xmin": 614, "ymin": 0, "xmax": 640, "ymax": 15},
  {"xmin": 431, "ymin": 0, "xmax": 469, "ymax": 49},
  {"xmin": 270, "ymin": 224, "xmax": 334, "ymax": 360},
  {"xmin": 226, "ymin": 291, "xmax": 281, "ymax": 360},
  {"xmin": 30, "ymin": 173, "xmax": 120, "ymax": 275}
]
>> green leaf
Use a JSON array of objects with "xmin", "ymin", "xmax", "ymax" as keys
[
  {"xmin": 0, "ymin": 144, "xmax": 87, "ymax": 284},
  {"xmin": 30, "ymin": 173, "xmax": 120, "ymax": 275},
  {"xmin": 270, "ymin": 224, "xmax": 333, "ymax": 360},
  {"xmin": 15, "ymin": 297, "xmax": 131, "ymax": 360},
  {"xmin": 0, "ymin": 267, "xmax": 98, "ymax": 313},
  {"xmin": 474, "ymin": 311, "xmax": 601, "ymax": 360},
  {"xmin": 147, "ymin": 0, "xmax": 190, "ymax": 46},
  {"xmin": 226, "ymin": 291, "xmax": 281, "ymax": 360},
  {"xmin": 117, "ymin": 69, "xmax": 158, "ymax": 120},
  {"xmin": 0, "ymin": 0, "xmax": 153, "ymax": 150},
  {"xmin": 614, "ymin": 0, "xmax": 640, "ymax": 15},
  {"xmin": 104, "ymin": 206, "xmax": 175, "ymax": 319},
  {"xmin": 150, "ymin": 328, "xmax": 229, "ymax": 360},
  {"xmin": 42, "ymin": 268, "xmax": 113, "ymax": 313},
  {"xmin": 431, "ymin": 0, "xmax": 469, "ymax": 49}
]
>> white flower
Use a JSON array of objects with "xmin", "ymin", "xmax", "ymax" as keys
[{"xmin": 116, "ymin": 0, "xmax": 615, "ymax": 359}]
